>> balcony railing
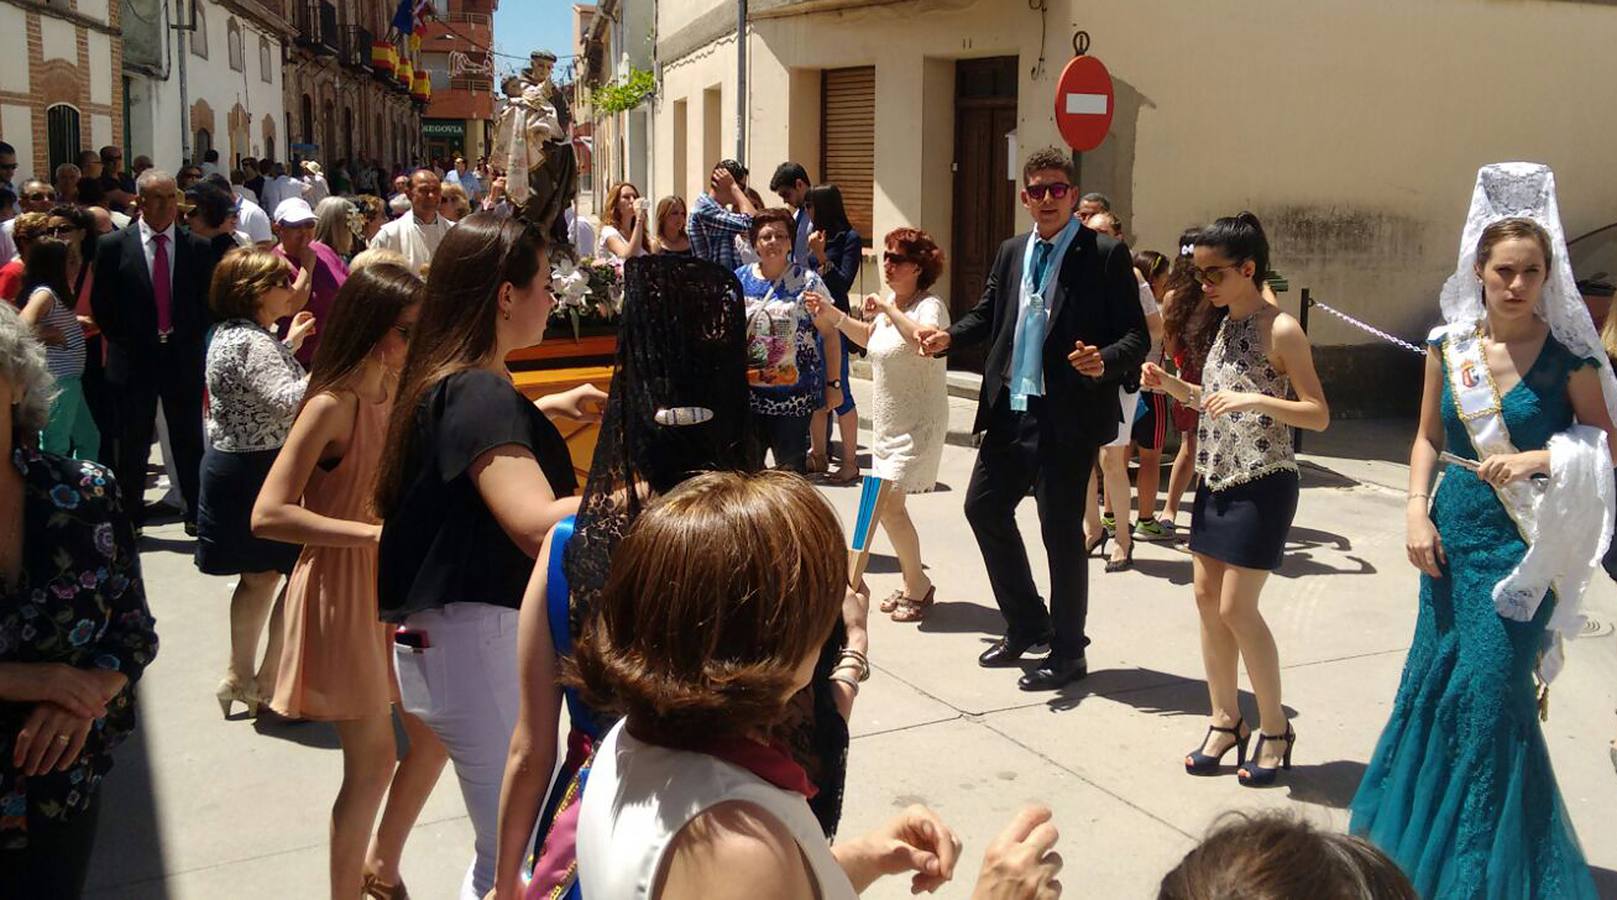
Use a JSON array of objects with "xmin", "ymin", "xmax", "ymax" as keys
[
  {"xmin": 293, "ymin": 1, "xmax": 339, "ymax": 53},
  {"xmin": 439, "ymin": 11, "xmax": 492, "ymax": 27},
  {"xmin": 341, "ymin": 25, "xmax": 373, "ymax": 70}
]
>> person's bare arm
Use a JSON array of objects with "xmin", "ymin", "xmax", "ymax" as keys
[
  {"xmin": 1406, "ymin": 348, "xmax": 1447, "ymax": 577},
  {"xmin": 252, "ymin": 392, "xmax": 380, "ymax": 546},
  {"xmin": 469, "ymin": 446, "xmax": 582, "ymax": 558},
  {"xmin": 490, "ymin": 530, "xmax": 564, "ymax": 899}
]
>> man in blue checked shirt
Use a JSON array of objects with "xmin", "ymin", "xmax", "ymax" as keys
[{"xmin": 689, "ymin": 159, "xmax": 758, "ymax": 271}]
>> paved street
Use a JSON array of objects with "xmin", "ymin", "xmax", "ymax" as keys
[{"xmin": 82, "ymin": 399, "xmax": 1617, "ymax": 899}]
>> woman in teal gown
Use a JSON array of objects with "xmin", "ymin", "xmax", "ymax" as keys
[{"xmin": 1351, "ymin": 169, "xmax": 1617, "ymax": 899}]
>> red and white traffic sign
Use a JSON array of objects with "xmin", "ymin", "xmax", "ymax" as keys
[{"xmin": 1054, "ymin": 55, "xmax": 1115, "ymax": 152}]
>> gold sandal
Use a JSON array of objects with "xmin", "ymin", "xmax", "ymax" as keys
[
  {"xmin": 361, "ymin": 873, "xmax": 409, "ymax": 900},
  {"xmin": 890, "ymin": 585, "xmax": 936, "ymax": 623},
  {"xmin": 878, "ymin": 589, "xmax": 905, "ymax": 614}
]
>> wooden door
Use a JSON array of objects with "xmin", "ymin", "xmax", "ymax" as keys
[{"xmin": 949, "ymin": 57, "xmax": 1019, "ymax": 373}]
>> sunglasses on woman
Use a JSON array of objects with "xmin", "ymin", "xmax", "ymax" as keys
[
  {"xmin": 882, "ymin": 252, "xmax": 915, "ymax": 266},
  {"xmin": 1024, "ymin": 183, "xmax": 1073, "ymax": 202},
  {"xmin": 1190, "ymin": 263, "xmax": 1246, "ymax": 287}
]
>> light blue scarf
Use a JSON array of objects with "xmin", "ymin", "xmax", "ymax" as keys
[{"xmin": 1010, "ymin": 218, "xmax": 1080, "ymax": 411}]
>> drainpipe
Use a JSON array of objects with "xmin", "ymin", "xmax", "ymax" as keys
[
  {"xmin": 735, "ymin": 0, "xmax": 745, "ymax": 160},
  {"xmin": 177, "ymin": 0, "xmax": 192, "ymax": 163}
]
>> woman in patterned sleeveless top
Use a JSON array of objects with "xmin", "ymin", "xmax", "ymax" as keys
[{"xmin": 1142, "ymin": 214, "xmax": 1330, "ymax": 788}]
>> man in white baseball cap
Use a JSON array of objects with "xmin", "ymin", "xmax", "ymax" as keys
[{"xmin": 272, "ymin": 197, "xmax": 349, "ymax": 362}]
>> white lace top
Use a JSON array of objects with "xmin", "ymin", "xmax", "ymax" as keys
[
  {"xmin": 1195, "ymin": 312, "xmax": 1296, "ymax": 491},
  {"xmin": 205, "ymin": 320, "xmax": 308, "ymax": 452}
]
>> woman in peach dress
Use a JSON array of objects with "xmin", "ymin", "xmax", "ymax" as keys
[{"xmin": 252, "ymin": 262, "xmax": 447, "ymax": 900}]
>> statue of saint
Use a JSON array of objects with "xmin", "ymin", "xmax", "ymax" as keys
[{"xmin": 491, "ymin": 50, "xmax": 578, "ymax": 253}]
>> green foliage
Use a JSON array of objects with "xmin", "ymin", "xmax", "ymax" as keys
[{"xmin": 591, "ymin": 68, "xmax": 656, "ymax": 115}]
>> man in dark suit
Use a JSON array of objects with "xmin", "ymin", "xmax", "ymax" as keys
[
  {"xmin": 916, "ymin": 147, "xmax": 1148, "ymax": 690},
  {"xmin": 90, "ymin": 169, "xmax": 219, "ymax": 532}
]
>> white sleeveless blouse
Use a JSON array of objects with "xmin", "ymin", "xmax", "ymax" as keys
[{"xmin": 577, "ymin": 721, "xmax": 856, "ymax": 899}]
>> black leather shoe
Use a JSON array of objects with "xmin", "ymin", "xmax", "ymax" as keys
[
  {"xmin": 1018, "ymin": 653, "xmax": 1088, "ymax": 691},
  {"xmin": 978, "ymin": 634, "xmax": 1051, "ymax": 668}
]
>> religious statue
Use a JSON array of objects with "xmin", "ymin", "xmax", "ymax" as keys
[{"xmin": 491, "ymin": 49, "xmax": 578, "ymax": 254}]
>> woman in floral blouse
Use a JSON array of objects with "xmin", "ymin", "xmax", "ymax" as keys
[
  {"xmin": 0, "ymin": 301, "xmax": 158, "ymax": 897},
  {"xmin": 737, "ymin": 208, "xmax": 839, "ymax": 473}
]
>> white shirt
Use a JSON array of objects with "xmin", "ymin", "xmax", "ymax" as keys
[
  {"xmin": 200, "ymin": 161, "xmax": 226, "ymax": 180},
  {"xmin": 301, "ymin": 174, "xmax": 329, "ymax": 204},
  {"xmin": 139, "ymin": 218, "xmax": 177, "ymax": 288},
  {"xmin": 259, "ymin": 175, "xmax": 302, "ymax": 212},
  {"xmin": 235, "ymin": 196, "xmax": 274, "ymax": 245},
  {"xmin": 0, "ymin": 219, "xmax": 15, "ymax": 262},
  {"xmin": 577, "ymin": 723, "xmax": 856, "ymax": 900},
  {"xmin": 372, "ymin": 208, "xmax": 453, "ymax": 272},
  {"xmin": 566, "ymin": 208, "xmax": 595, "ymax": 256},
  {"xmin": 233, "ymin": 184, "xmax": 260, "ymax": 206}
]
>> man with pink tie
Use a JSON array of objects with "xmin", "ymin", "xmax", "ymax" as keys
[{"xmin": 90, "ymin": 170, "xmax": 221, "ymax": 532}]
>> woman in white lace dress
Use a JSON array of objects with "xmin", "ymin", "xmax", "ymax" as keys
[
  {"xmin": 196, "ymin": 248, "xmax": 316, "ymax": 718},
  {"xmin": 808, "ymin": 227, "xmax": 949, "ymax": 622}
]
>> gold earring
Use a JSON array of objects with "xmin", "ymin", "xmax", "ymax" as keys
[{"xmin": 502, "ymin": 308, "xmax": 511, "ymax": 320}]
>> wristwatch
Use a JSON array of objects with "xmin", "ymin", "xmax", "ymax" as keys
[{"xmin": 827, "ymin": 379, "xmax": 843, "ymax": 390}]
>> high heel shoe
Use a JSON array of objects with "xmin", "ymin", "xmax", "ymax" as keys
[
  {"xmin": 215, "ymin": 676, "xmax": 262, "ymax": 719},
  {"xmin": 1104, "ymin": 541, "xmax": 1135, "ymax": 573},
  {"xmin": 1085, "ymin": 532, "xmax": 1110, "ymax": 558},
  {"xmin": 1185, "ymin": 718, "xmax": 1250, "ymax": 775},
  {"xmin": 1237, "ymin": 724, "xmax": 1296, "ymax": 786}
]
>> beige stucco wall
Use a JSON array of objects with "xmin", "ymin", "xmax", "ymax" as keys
[{"xmin": 655, "ymin": 0, "xmax": 1617, "ymax": 390}]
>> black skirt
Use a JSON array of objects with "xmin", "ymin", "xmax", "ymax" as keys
[
  {"xmin": 195, "ymin": 447, "xmax": 300, "ymax": 576},
  {"xmin": 1189, "ymin": 469, "xmax": 1300, "ymax": 571}
]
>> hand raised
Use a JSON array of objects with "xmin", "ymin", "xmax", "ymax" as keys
[
  {"xmin": 1067, "ymin": 341, "xmax": 1103, "ymax": 377},
  {"xmin": 915, "ymin": 328, "xmax": 951, "ymax": 357},
  {"xmin": 971, "ymin": 805, "xmax": 1063, "ymax": 900}
]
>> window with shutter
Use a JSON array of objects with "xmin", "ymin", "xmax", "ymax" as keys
[{"xmin": 820, "ymin": 66, "xmax": 874, "ymax": 244}]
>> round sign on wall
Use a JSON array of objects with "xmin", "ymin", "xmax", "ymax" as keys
[{"xmin": 1054, "ymin": 55, "xmax": 1115, "ymax": 152}]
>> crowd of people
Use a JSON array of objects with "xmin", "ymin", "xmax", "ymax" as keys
[{"xmin": 0, "ymin": 131, "xmax": 1613, "ymax": 900}]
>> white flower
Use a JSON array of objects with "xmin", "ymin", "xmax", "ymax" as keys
[{"xmin": 550, "ymin": 257, "xmax": 591, "ymax": 309}]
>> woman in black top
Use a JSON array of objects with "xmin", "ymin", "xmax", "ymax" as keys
[
  {"xmin": 804, "ymin": 184, "xmax": 863, "ymax": 483},
  {"xmin": 373, "ymin": 212, "xmax": 604, "ymax": 899}
]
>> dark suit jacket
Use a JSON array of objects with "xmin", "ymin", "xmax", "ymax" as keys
[
  {"xmin": 947, "ymin": 225, "xmax": 1148, "ymax": 445},
  {"xmin": 89, "ymin": 223, "xmax": 219, "ymax": 384}
]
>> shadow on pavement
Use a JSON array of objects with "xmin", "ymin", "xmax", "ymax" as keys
[
  {"xmin": 1590, "ymin": 867, "xmax": 1617, "ymax": 895},
  {"xmin": 252, "ymin": 714, "xmax": 341, "ymax": 750},
  {"xmin": 84, "ymin": 689, "xmax": 171, "ymax": 899},
  {"xmin": 1042, "ymin": 666, "xmax": 1300, "ymax": 724},
  {"xmin": 1282, "ymin": 759, "xmax": 1369, "ymax": 809},
  {"xmin": 136, "ymin": 535, "xmax": 195, "ymax": 556},
  {"xmin": 916, "ymin": 600, "xmax": 1005, "ymax": 637}
]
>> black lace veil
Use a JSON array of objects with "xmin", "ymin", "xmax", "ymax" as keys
[{"xmin": 560, "ymin": 254, "xmax": 849, "ymax": 836}]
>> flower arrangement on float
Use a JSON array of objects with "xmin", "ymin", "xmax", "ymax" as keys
[{"xmin": 548, "ymin": 256, "xmax": 624, "ymax": 341}]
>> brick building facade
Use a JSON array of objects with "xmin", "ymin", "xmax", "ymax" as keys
[{"xmin": 0, "ymin": 0, "xmax": 124, "ymax": 185}]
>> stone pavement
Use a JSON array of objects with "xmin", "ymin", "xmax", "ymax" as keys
[{"xmin": 83, "ymin": 412, "xmax": 1617, "ymax": 899}]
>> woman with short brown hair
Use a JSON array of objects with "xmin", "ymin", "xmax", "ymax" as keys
[{"xmin": 571, "ymin": 470, "xmax": 1064, "ymax": 900}]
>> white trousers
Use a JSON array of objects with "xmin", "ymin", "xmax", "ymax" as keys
[{"xmin": 394, "ymin": 602, "xmax": 522, "ymax": 900}]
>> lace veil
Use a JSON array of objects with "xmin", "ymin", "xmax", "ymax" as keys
[
  {"xmin": 1437, "ymin": 162, "xmax": 1617, "ymax": 424},
  {"xmin": 562, "ymin": 255, "xmax": 754, "ymax": 638}
]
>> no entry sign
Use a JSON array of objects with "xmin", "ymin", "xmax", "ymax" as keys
[{"xmin": 1054, "ymin": 55, "xmax": 1114, "ymax": 152}]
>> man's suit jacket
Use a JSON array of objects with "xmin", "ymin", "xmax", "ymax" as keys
[
  {"xmin": 89, "ymin": 224, "xmax": 219, "ymax": 384},
  {"xmin": 948, "ymin": 225, "xmax": 1149, "ymax": 446}
]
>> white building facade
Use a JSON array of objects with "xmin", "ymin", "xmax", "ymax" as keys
[
  {"xmin": 123, "ymin": 0, "xmax": 290, "ymax": 172},
  {"xmin": 0, "ymin": 0, "xmax": 122, "ymax": 186}
]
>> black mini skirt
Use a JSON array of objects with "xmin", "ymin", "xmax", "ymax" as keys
[{"xmin": 1189, "ymin": 469, "xmax": 1300, "ymax": 571}]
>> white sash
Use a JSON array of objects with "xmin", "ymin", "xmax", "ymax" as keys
[{"xmin": 1441, "ymin": 323, "xmax": 1543, "ymax": 537}]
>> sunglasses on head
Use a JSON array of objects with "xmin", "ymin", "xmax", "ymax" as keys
[{"xmin": 1024, "ymin": 183, "xmax": 1073, "ymax": 202}]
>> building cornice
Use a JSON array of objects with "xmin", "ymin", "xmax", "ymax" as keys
[
  {"xmin": 217, "ymin": 0, "xmax": 295, "ymax": 40},
  {"xmin": 0, "ymin": 0, "xmax": 120, "ymax": 36}
]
